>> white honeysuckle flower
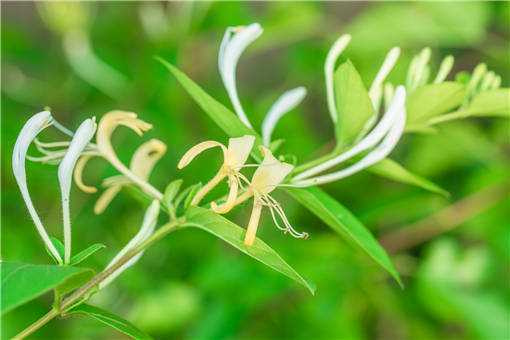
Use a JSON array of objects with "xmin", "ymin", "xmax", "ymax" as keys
[
  {"xmin": 368, "ymin": 47, "xmax": 401, "ymax": 112},
  {"xmin": 261, "ymin": 87, "xmax": 307, "ymax": 146},
  {"xmin": 58, "ymin": 117, "xmax": 97, "ymax": 263},
  {"xmin": 233, "ymin": 146, "xmax": 308, "ymax": 246},
  {"xmin": 325, "ymin": 34, "xmax": 352, "ymax": 123},
  {"xmin": 433, "ymin": 55, "xmax": 454, "ymax": 84},
  {"xmin": 292, "ymin": 86, "xmax": 407, "ymax": 186},
  {"xmin": 218, "ymin": 23, "xmax": 263, "ymax": 128},
  {"xmin": 12, "ymin": 111, "xmax": 63, "ymax": 263},
  {"xmin": 94, "ymin": 139, "xmax": 166, "ymax": 214},
  {"xmin": 293, "ymin": 97, "xmax": 406, "ymax": 187},
  {"xmin": 94, "ymin": 110, "xmax": 163, "ymax": 200},
  {"xmin": 99, "ymin": 200, "xmax": 160, "ymax": 289},
  {"xmin": 178, "ymin": 135, "xmax": 255, "ymax": 211}
]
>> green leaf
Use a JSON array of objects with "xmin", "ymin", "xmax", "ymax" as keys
[
  {"xmin": 368, "ymin": 158, "xmax": 449, "ymax": 197},
  {"xmin": 334, "ymin": 60, "xmax": 375, "ymax": 147},
  {"xmin": 68, "ymin": 304, "xmax": 152, "ymax": 339},
  {"xmin": 406, "ymin": 82, "xmax": 465, "ymax": 126},
  {"xmin": 463, "ymin": 88, "xmax": 510, "ymax": 117},
  {"xmin": 163, "ymin": 179, "xmax": 183, "ymax": 208},
  {"xmin": 1, "ymin": 262, "xmax": 94, "ymax": 315},
  {"xmin": 69, "ymin": 243, "xmax": 106, "ymax": 266},
  {"xmin": 285, "ymin": 187, "xmax": 402, "ymax": 287},
  {"xmin": 156, "ymin": 57, "xmax": 261, "ymax": 144},
  {"xmin": 185, "ymin": 206, "xmax": 315, "ymax": 294},
  {"xmin": 46, "ymin": 237, "xmax": 65, "ymax": 264},
  {"xmin": 183, "ymin": 183, "xmax": 202, "ymax": 210}
]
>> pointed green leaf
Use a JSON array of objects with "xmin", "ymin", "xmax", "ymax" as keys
[
  {"xmin": 185, "ymin": 206, "xmax": 315, "ymax": 294},
  {"xmin": 406, "ymin": 82, "xmax": 465, "ymax": 126},
  {"xmin": 463, "ymin": 88, "xmax": 510, "ymax": 117},
  {"xmin": 285, "ymin": 187, "xmax": 402, "ymax": 287},
  {"xmin": 1, "ymin": 262, "xmax": 94, "ymax": 314},
  {"xmin": 46, "ymin": 237, "xmax": 65, "ymax": 264},
  {"xmin": 334, "ymin": 60, "xmax": 375, "ymax": 147},
  {"xmin": 156, "ymin": 57, "xmax": 261, "ymax": 142},
  {"xmin": 368, "ymin": 158, "xmax": 449, "ymax": 197},
  {"xmin": 69, "ymin": 243, "xmax": 106, "ymax": 266},
  {"xmin": 69, "ymin": 304, "xmax": 152, "ymax": 339}
]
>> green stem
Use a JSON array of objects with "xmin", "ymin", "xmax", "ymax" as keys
[{"xmin": 13, "ymin": 218, "xmax": 184, "ymax": 339}]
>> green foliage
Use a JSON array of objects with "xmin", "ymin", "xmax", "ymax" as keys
[
  {"xmin": 68, "ymin": 304, "xmax": 152, "ymax": 340},
  {"xmin": 69, "ymin": 244, "xmax": 106, "ymax": 266},
  {"xmin": 1, "ymin": 262, "xmax": 93, "ymax": 315},
  {"xmin": 334, "ymin": 60, "xmax": 375, "ymax": 148},
  {"xmin": 285, "ymin": 187, "xmax": 402, "ymax": 287},
  {"xmin": 185, "ymin": 206, "xmax": 316, "ymax": 295},
  {"xmin": 463, "ymin": 88, "xmax": 510, "ymax": 117},
  {"xmin": 368, "ymin": 158, "xmax": 449, "ymax": 197}
]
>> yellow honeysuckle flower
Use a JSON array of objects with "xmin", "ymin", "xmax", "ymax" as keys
[{"xmin": 178, "ymin": 135, "xmax": 255, "ymax": 212}]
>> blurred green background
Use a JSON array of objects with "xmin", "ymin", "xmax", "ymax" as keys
[{"xmin": 2, "ymin": 1, "xmax": 509, "ymax": 339}]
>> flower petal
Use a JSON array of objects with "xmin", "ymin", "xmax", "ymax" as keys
[
  {"xmin": 74, "ymin": 155, "xmax": 98, "ymax": 193},
  {"xmin": 12, "ymin": 111, "xmax": 63, "ymax": 263},
  {"xmin": 293, "ymin": 86, "xmax": 406, "ymax": 181},
  {"xmin": 433, "ymin": 55, "xmax": 454, "ymax": 84},
  {"xmin": 218, "ymin": 23, "xmax": 263, "ymax": 128},
  {"xmin": 369, "ymin": 47, "xmax": 400, "ymax": 110},
  {"xmin": 99, "ymin": 200, "xmax": 160, "ymax": 289},
  {"xmin": 261, "ymin": 87, "xmax": 307, "ymax": 146},
  {"xmin": 251, "ymin": 146, "xmax": 293, "ymax": 195},
  {"xmin": 225, "ymin": 135, "xmax": 255, "ymax": 168},
  {"xmin": 293, "ymin": 95, "xmax": 406, "ymax": 187},
  {"xmin": 58, "ymin": 117, "xmax": 97, "ymax": 263},
  {"xmin": 94, "ymin": 185, "xmax": 123, "ymax": 215},
  {"xmin": 177, "ymin": 140, "xmax": 226, "ymax": 169},
  {"xmin": 211, "ymin": 174, "xmax": 239, "ymax": 214},
  {"xmin": 129, "ymin": 139, "xmax": 167, "ymax": 179},
  {"xmin": 325, "ymin": 34, "xmax": 351, "ymax": 123}
]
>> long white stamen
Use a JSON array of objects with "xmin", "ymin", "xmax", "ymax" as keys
[
  {"xmin": 58, "ymin": 118, "xmax": 97, "ymax": 263},
  {"xmin": 100, "ymin": 200, "xmax": 160, "ymax": 289},
  {"xmin": 325, "ymin": 34, "xmax": 351, "ymax": 123},
  {"xmin": 293, "ymin": 86, "xmax": 406, "ymax": 181},
  {"xmin": 262, "ymin": 87, "xmax": 307, "ymax": 146},
  {"xmin": 264, "ymin": 195, "xmax": 308, "ymax": 239},
  {"xmin": 218, "ymin": 23, "xmax": 263, "ymax": 128},
  {"xmin": 293, "ymin": 99, "xmax": 406, "ymax": 187},
  {"xmin": 12, "ymin": 111, "xmax": 62, "ymax": 263}
]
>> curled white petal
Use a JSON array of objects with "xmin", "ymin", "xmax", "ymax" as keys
[
  {"xmin": 12, "ymin": 111, "xmax": 63, "ymax": 263},
  {"xmin": 218, "ymin": 23, "xmax": 263, "ymax": 128},
  {"xmin": 262, "ymin": 87, "xmax": 307, "ymax": 146},
  {"xmin": 58, "ymin": 117, "xmax": 97, "ymax": 263},
  {"xmin": 294, "ymin": 86, "xmax": 406, "ymax": 181},
  {"xmin": 99, "ymin": 200, "xmax": 160, "ymax": 289},
  {"xmin": 325, "ymin": 34, "xmax": 351, "ymax": 123},
  {"xmin": 251, "ymin": 146, "xmax": 294, "ymax": 195},
  {"xmin": 293, "ymin": 98, "xmax": 406, "ymax": 187}
]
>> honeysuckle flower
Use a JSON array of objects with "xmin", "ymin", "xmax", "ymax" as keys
[
  {"xmin": 178, "ymin": 135, "xmax": 255, "ymax": 211},
  {"xmin": 233, "ymin": 147, "xmax": 308, "ymax": 246},
  {"xmin": 99, "ymin": 200, "xmax": 160, "ymax": 289},
  {"xmin": 218, "ymin": 23, "xmax": 307, "ymax": 145},
  {"xmin": 12, "ymin": 111, "xmax": 63, "ymax": 263},
  {"xmin": 58, "ymin": 118, "xmax": 97, "ymax": 263},
  {"xmin": 292, "ymin": 86, "xmax": 407, "ymax": 187},
  {"xmin": 94, "ymin": 139, "xmax": 166, "ymax": 214},
  {"xmin": 84, "ymin": 110, "xmax": 164, "ymax": 200}
]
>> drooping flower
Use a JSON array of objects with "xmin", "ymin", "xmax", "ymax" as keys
[
  {"xmin": 94, "ymin": 139, "xmax": 166, "ymax": 214},
  {"xmin": 99, "ymin": 200, "xmax": 160, "ymax": 289},
  {"xmin": 178, "ymin": 135, "xmax": 255, "ymax": 211},
  {"xmin": 57, "ymin": 118, "xmax": 97, "ymax": 263},
  {"xmin": 218, "ymin": 23, "xmax": 307, "ymax": 146},
  {"xmin": 12, "ymin": 111, "xmax": 63, "ymax": 263},
  {"xmin": 233, "ymin": 147, "xmax": 308, "ymax": 246}
]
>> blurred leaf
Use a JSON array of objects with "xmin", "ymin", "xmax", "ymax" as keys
[
  {"xmin": 334, "ymin": 60, "xmax": 374, "ymax": 147},
  {"xmin": 1, "ymin": 262, "xmax": 93, "ymax": 315},
  {"xmin": 164, "ymin": 179, "xmax": 184, "ymax": 217},
  {"xmin": 69, "ymin": 243, "xmax": 106, "ymax": 266},
  {"xmin": 185, "ymin": 207, "xmax": 316, "ymax": 295},
  {"xmin": 406, "ymin": 82, "xmax": 465, "ymax": 126},
  {"xmin": 463, "ymin": 88, "xmax": 510, "ymax": 117},
  {"xmin": 157, "ymin": 58, "xmax": 262, "ymax": 145},
  {"xmin": 285, "ymin": 187, "xmax": 402, "ymax": 286},
  {"xmin": 68, "ymin": 304, "xmax": 152, "ymax": 339},
  {"xmin": 55, "ymin": 268, "xmax": 95, "ymax": 297},
  {"xmin": 368, "ymin": 158, "xmax": 449, "ymax": 197}
]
